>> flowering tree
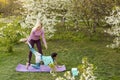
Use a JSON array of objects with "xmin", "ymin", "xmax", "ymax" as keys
[
  {"xmin": 20, "ymin": 0, "xmax": 70, "ymax": 38},
  {"xmin": 105, "ymin": 6, "xmax": 120, "ymax": 48}
]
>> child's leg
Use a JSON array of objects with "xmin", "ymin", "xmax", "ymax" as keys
[
  {"xmin": 27, "ymin": 42, "xmax": 41, "ymax": 56},
  {"xmin": 30, "ymin": 51, "xmax": 41, "ymax": 69},
  {"xmin": 27, "ymin": 42, "xmax": 41, "ymax": 69},
  {"xmin": 31, "ymin": 55, "xmax": 42, "ymax": 69}
]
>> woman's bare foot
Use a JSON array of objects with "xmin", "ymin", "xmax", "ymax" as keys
[{"xmin": 26, "ymin": 62, "xmax": 30, "ymax": 69}]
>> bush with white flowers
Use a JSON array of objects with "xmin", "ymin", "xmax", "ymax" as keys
[
  {"xmin": 20, "ymin": 0, "xmax": 70, "ymax": 38},
  {"xmin": 105, "ymin": 6, "xmax": 120, "ymax": 48}
]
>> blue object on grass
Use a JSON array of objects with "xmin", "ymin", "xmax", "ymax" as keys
[{"xmin": 71, "ymin": 68, "xmax": 79, "ymax": 77}]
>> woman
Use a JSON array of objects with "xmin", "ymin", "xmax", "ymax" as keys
[{"xmin": 26, "ymin": 20, "xmax": 47, "ymax": 69}]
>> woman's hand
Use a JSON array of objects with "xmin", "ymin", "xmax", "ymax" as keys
[{"xmin": 45, "ymin": 44, "xmax": 47, "ymax": 49}]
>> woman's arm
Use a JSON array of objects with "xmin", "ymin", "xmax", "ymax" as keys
[{"xmin": 41, "ymin": 29, "xmax": 47, "ymax": 49}]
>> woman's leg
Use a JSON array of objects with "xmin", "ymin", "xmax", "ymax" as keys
[
  {"xmin": 36, "ymin": 39, "xmax": 43, "ymax": 54},
  {"xmin": 28, "ymin": 40, "xmax": 35, "ymax": 64},
  {"xmin": 35, "ymin": 39, "xmax": 44, "ymax": 64}
]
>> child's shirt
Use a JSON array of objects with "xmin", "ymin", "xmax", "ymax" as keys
[{"xmin": 42, "ymin": 56, "xmax": 54, "ymax": 66}]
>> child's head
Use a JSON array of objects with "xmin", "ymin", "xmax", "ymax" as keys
[{"xmin": 51, "ymin": 52, "xmax": 57, "ymax": 60}]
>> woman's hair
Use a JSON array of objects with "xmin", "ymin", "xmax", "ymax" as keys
[{"xmin": 33, "ymin": 19, "xmax": 42, "ymax": 30}]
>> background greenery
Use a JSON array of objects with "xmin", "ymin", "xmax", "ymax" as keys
[{"xmin": 0, "ymin": 0, "xmax": 120, "ymax": 80}]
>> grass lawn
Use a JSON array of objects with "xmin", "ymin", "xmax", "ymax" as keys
[{"xmin": 0, "ymin": 39, "xmax": 120, "ymax": 80}]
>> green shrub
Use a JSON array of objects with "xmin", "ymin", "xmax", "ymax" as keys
[{"xmin": 0, "ymin": 18, "xmax": 25, "ymax": 52}]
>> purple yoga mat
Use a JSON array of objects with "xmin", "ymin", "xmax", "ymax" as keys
[{"xmin": 16, "ymin": 64, "xmax": 66, "ymax": 72}]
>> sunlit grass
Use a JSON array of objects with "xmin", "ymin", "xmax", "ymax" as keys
[{"xmin": 0, "ymin": 40, "xmax": 120, "ymax": 80}]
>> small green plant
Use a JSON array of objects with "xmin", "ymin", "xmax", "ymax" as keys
[
  {"xmin": 52, "ymin": 57, "xmax": 96, "ymax": 80},
  {"xmin": 49, "ymin": 63, "xmax": 57, "ymax": 76},
  {"xmin": 78, "ymin": 57, "xmax": 96, "ymax": 80},
  {"xmin": 0, "ymin": 18, "xmax": 25, "ymax": 52}
]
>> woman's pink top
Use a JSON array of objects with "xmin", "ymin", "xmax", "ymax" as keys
[{"xmin": 28, "ymin": 28, "xmax": 47, "ymax": 46}]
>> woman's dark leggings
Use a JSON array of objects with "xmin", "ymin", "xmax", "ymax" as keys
[{"xmin": 28, "ymin": 39, "xmax": 43, "ymax": 64}]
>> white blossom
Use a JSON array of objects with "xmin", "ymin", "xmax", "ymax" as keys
[
  {"xmin": 105, "ymin": 6, "xmax": 120, "ymax": 48},
  {"xmin": 19, "ymin": 0, "xmax": 70, "ymax": 38}
]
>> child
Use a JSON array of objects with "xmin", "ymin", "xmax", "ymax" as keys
[{"xmin": 26, "ymin": 42, "xmax": 58, "ymax": 69}]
